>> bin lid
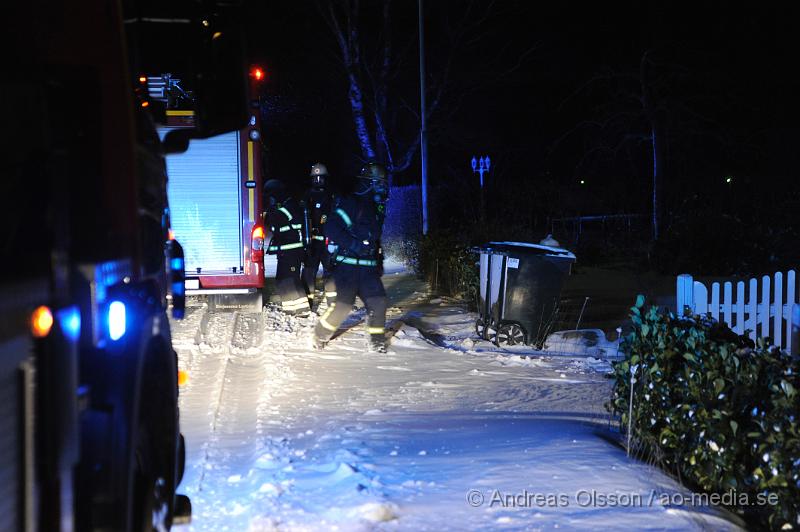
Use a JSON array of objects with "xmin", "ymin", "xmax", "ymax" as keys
[{"xmin": 487, "ymin": 241, "xmax": 576, "ymax": 261}]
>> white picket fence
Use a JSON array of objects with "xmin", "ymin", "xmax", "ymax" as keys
[{"xmin": 676, "ymin": 270, "xmax": 800, "ymax": 354}]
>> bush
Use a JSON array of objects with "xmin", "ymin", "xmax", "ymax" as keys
[
  {"xmin": 418, "ymin": 231, "xmax": 479, "ymax": 305},
  {"xmin": 382, "ymin": 185, "xmax": 422, "ymax": 269},
  {"xmin": 608, "ymin": 296, "xmax": 800, "ymax": 530},
  {"xmin": 382, "ymin": 235, "xmax": 420, "ymax": 271}
]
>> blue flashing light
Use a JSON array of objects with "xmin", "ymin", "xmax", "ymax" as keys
[
  {"xmin": 172, "ymin": 282, "xmax": 185, "ymax": 297},
  {"xmin": 171, "ymin": 257, "xmax": 184, "ymax": 271},
  {"xmin": 108, "ymin": 301, "xmax": 126, "ymax": 341},
  {"xmin": 58, "ymin": 306, "xmax": 81, "ymax": 342}
]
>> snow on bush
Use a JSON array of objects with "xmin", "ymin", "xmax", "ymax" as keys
[
  {"xmin": 607, "ymin": 296, "xmax": 800, "ymax": 530},
  {"xmin": 382, "ymin": 185, "xmax": 421, "ymax": 268}
]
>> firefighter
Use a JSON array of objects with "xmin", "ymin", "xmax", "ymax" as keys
[
  {"xmin": 313, "ymin": 163, "xmax": 389, "ymax": 352},
  {"xmin": 301, "ymin": 162, "xmax": 335, "ymax": 310},
  {"xmin": 264, "ymin": 179, "xmax": 311, "ymax": 316}
]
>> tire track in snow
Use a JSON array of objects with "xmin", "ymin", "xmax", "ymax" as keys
[
  {"xmin": 195, "ymin": 311, "xmax": 272, "ymax": 494},
  {"xmin": 175, "ymin": 309, "xmax": 238, "ymax": 495}
]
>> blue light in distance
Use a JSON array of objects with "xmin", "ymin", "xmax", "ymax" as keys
[
  {"xmin": 171, "ymin": 257, "xmax": 184, "ymax": 271},
  {"xmin": 58, "ymin": 306, "xmax": 81, "ymax": 342},
  {"xmin": 108, "ymin": 301, "xmax": 126, "ymax": 341}
]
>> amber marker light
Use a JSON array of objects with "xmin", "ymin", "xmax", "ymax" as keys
[{"xmin": 31, "ymin": 305, "xmax": 54, "ymax": 338}]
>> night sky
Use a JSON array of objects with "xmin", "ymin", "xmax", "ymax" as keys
[{"xmin": 246, "ymin": 1, "xmax": 799, "ymax": 271}]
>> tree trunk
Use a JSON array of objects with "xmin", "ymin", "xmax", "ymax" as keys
[{"xmin": 347, "ymin": 71, "xmax": 377, "ymax": 162}]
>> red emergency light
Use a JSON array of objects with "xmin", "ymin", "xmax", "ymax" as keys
[
  {"xmin": 250, "ymin": 66, "xmax": 265, "ymax": 81},
  {"xmin": 250, "ymin": 225, "xmax": 265, "ymax": 266}
]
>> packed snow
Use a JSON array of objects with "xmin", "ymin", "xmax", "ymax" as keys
[{"xmin": 170, "ymin": 273, "xmax": 743, "ymax": 531}]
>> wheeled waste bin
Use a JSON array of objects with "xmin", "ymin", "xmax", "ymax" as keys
[{"xmin": 476, "ymin": 241, "xmax": 576, "ymax": 347}]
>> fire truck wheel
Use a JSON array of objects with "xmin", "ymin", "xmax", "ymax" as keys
[
  {"xmin": 176, "ymin": 433, "xmax": 186, "ymax": 486},
  {"xmin": 131, "ymin": 341, "xmax": 178, "ymax": 531},
  {"xmin": 132, "ymin": 421, "xmax": 169, "ymax": 532}
]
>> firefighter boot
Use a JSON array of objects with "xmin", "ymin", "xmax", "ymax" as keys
[
  {"xmin": 312, "ymin": 334, "xmax": 328, "ymax": 350},
  {"xmin": 367, "ymin": 334, "xmax": 387, "ymax": 354}
]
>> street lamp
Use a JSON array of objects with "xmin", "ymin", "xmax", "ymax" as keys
[{"xmin": 471, "ymin": 155, "xmax": 491, "ymax": 188}]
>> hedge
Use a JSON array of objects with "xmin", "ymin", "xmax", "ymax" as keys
[
  {"xmin": 608, "ymin": 296, "xmax": 800, "ymax": 530},
  {"xmin": 417, "ymin": 232, "xmax": 479, "ymax": 304}
]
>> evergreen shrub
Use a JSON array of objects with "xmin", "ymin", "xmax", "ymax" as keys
[
  {"xmin": 608, "ymin": 296, "xmax": 800, "ymax": 530},
  {"xmin": 418, "ymin": 231, "xmax": 479, "ymax": 305}
]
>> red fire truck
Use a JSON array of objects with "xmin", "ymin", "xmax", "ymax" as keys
[
  {"xmin": 149, "ymin": 71, "xmax": 267, "ymax": 308},
  {"xmin": 2, "ymin": 0, "xmax": 251, "ymax": 529}
]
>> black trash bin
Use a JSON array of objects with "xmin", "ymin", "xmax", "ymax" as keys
[{"xmin": 476, "ymin": 241, "xmax": 576, "ymax": 347}]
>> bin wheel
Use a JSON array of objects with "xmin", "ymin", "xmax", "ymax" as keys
[
  {"xmin": 485, "ymin": 321, "xmax": 498, "ymax": 342},
  {"xmin": 475, "ymin": 318, "xmax": 497, "ymax": 341},
  {"xmin": 495, "ymin": 323, "xmax": 525, "ymax": 346},
  {"xmin": 475, "ymin": 318, "xmax": 486, "ymax": 339}
]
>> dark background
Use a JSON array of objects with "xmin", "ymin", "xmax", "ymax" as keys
[{"xmin": 245, "ymin": 1, "xmax": 800, "ymax": 274}]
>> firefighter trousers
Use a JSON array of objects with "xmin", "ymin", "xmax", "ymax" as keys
[
  {"xmin": 276, "ymin": 250, "xmax": 311, "ymax": 315},
  {"xmin": 301, "ymin": 241, "xmax": 331, "ymax": 306},
  {"xmin": 314, "ymin": 264, "xmax": 386, "ymax": 344}
]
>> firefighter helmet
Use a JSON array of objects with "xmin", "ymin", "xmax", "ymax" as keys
[
  {"xmin": 359, "ymin": 162, "xmax": 387, "ymax": 181},
  {"xmin": 356, "ymin": 162, "xmax": 388, "ymax": 200},
  {"xmin": 310, "ymin": 163, "xmax": 328, "ymax": 188},
  {"xmin": 264, "ymin": 179, "xmax": 288, "ymax": 204}
]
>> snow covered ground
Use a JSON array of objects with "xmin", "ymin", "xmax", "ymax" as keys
[{"xmin": 170, "ymin": 273, "xmax": 743, "ymax": 531}]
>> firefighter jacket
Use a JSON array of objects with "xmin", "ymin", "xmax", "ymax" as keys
[
  {"xmin": 306, "ymin": 188, "xmax": 333, "ymax": 240},
  {"xmin": 305, "ymin": 187, "xmax": 333, "ymax": 244},
  {"xmin": 326, "ymin": 194, "xmax": 384, "ymax": 267},
  {"xmin": 265, "ymin": 199, "xmax": 305, "ymax": 254}
]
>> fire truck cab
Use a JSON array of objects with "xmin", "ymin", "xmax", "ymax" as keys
[{"xmin": 2, "ymin": 0, "xmax": 251, "ymax": 529}]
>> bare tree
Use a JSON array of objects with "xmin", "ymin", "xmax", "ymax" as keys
[{"xmin": 318, "ymin": 0, "xmax": 504, "ymax": 183}]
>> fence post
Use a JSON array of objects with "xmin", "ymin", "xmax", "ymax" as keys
[
  {"xmin": 677, "ymin": 274, "xmax": 694, "ymax": 316},
  {"xmin": 792, "ymin": 305, "xmax": 800, "ymax": 356}
]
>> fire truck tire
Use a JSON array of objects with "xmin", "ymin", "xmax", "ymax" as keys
[
  {"xmin": 131, "ymin": 340, "xmax": 178, "ymax": 531},
  {"xmin": 177, "ymin": 433, "xmax": 186, "ymax": 486},
  {"xmin": 131, "ymin": 421, "xmax": 166, "ymax": 532}
]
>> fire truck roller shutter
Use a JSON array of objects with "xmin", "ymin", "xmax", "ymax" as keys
[{"xmin": 161, "ymin": 129, "xmax": 243, "ymax": 275}]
